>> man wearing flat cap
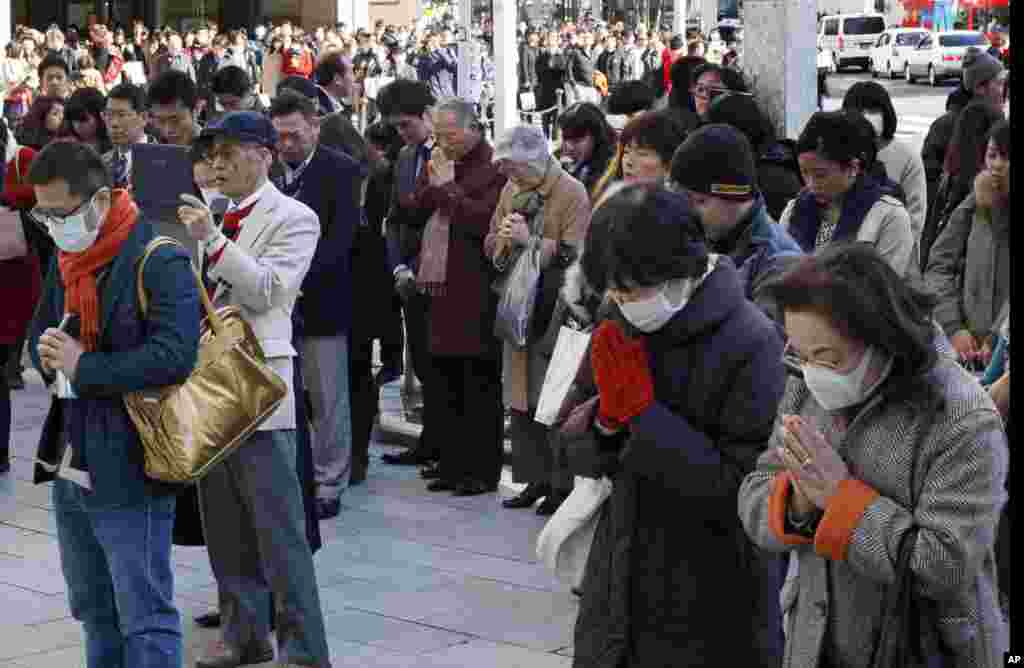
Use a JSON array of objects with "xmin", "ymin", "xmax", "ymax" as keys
[{"xmin": 178, "ymin": 111, "xmax": 331, "ymax": 668}]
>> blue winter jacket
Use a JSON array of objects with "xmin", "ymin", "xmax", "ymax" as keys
[{"xmin": 28, "ymin": 220, "xmax": 201, "ymax": 508}]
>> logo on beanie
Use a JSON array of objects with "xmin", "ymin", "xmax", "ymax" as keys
[{"xmin": 710, "ymin": 183, "xmax": 752, "ymax": 197}]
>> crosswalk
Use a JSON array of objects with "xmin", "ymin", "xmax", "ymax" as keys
[{"xmin": 893, "ymin": 113, "xmax": 935, "ymax": 142}]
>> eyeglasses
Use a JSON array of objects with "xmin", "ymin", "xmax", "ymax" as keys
[
  {"xmin": 782, "ymin": 341, "xmax": 843, "ymax": 371},
  {"xmin": 101, "ymin": 109, "xmax": 138, "ymax": 121},
  {"xmin": 30, "ymin": 188, "xmax": 105, "ymax": 226}
]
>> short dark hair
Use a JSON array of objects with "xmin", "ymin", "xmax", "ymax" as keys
[
  {"xmin": 314, "ymin": 51, "xmax": 349, "ymax": 86},
  {"xmin": 211, "ymin": 65, "xmax": 252, "ymax": 98},
  {"xmin": 269, "ymin": 89, "xmax": 318, "ymax": 119},
  {"xmin": 841, "ymin": 81, "xmax": 898, "ymax": 142},
  {"xmin": 27, "ymin": 140, "xmax": 111, "ymax": 197},
  {"xmin": 764, "ymin": 242, "xmax": 939, "ymax": 381},
  {"xmin": 606, "ymin": 80, "xmax": 656, "ymax": 116},
  {"xmin": 376, "ymin": 79, "xmax": 435, "ymax": 119},
  {"xmin": 320, "ymin": 112, "xmax": 368, "ymax": 164},
  {"xmin": 987, "ymin": 118, "xmax": 1010, "ymax": 156},
  {"xmin": 692, "ymin": 62, "xmax": 749, "ymax": 94},
  {"xmin": 107, "ymin": 82, "xmax": 147, "ymax": 112},
  {"xmin": 619, "ymin": 111, "xmax": 687, "ymax": 167},
  {"xmin": 582, "ymin": 182, "xmax": 709, "ymax": 295},
  {"xmin": 37, "ymin": 52, "xmax": 70, "ymax": 79},
  {"xmin": 795, "ymin": 110, "xmax": 875, "ymax": 169},
  {"xmin": 706, "ymin": 93, "xmax": 776, "ymax": 150},
  {"xmin": 147, "ymin": 69, "xmax": 199, "ymax": 110},
  {"xmin": 365, "ymin": 120, "xmax": 402, "ymax": 161}
]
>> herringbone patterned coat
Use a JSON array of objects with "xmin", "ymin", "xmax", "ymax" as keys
[{"xmin": 738, "ymin": 343, "xmax": 1008, "ymax": 668}]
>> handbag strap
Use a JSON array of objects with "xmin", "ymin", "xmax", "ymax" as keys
[{"xmin": 137, "ymin": 236, "xmax": 225, "ymax": 337}]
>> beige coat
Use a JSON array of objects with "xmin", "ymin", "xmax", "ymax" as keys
[
  {"xmin": 484, "ymin": 161, "xmax": 591, "ymax": 412},
  {"xmin": 202, "ymin": 180, "xmax": 320, "ymax": 431}
]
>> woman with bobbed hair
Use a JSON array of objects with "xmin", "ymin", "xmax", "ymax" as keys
[
  {"xmin": 487, "ymin": 124, "xmax": 591, "ymax": 516},
  {"xmin": 573, "ymin": 181, "xmax": 786, "ymax": 667},
  {"xmin": 842, "ymin": 81, "xmax": 927, "ymax": 257},
  {"xmin": 591, "ymin": 110, "xmax": 687, "ymax": 201},
  {"xmin": 738, "ymin": 241, "xmax": 1008, "ymax": 668},
  {"xmin": 556, "ymin": 102, "xmax": 616, "ymax": 198},
  {"xmin": 780, "ymin": 110, "xmax": 914, "ymax": 276}
]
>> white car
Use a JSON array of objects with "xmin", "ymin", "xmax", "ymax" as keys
[
  {"xmin": 871, "ymin": 28, "xmax": 929, "ymax": 79},
  {"xmin": 905, "ymin": 30, "xmax": 991, "ymax": 86},
  {"xmin": 818, "ymin": 13, "xmax": 887, "ymax": 72}
]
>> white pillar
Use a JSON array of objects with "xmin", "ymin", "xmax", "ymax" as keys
[
  {"xmin": 743, "ymin": 0, "xmax": 817, "ymax": 140},
  {"xmin": 493, "ymin": 0, "xmax": 517, "ymax": 136},
  {"xmin": 0, "ymin": 0, "xmax": 10, "ymax": 52},
  {"xmin": 701, "ymin": 0, "xmax": 717, "ymax": 34},
  {"xmin": 673, "ymin": 0, "xmax": 687, "ymax": 36},
  {"xmin": 457, "ymin": 0, "xmax": 477, "ymax": 102},
  {"xmin": 337, "ymin": 0, "xmax": 369, "ymax": 29}
]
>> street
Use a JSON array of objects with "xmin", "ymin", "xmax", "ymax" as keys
[{"xmin": 822, "ymin": 69, "xmax": 953, "ymax": 154}]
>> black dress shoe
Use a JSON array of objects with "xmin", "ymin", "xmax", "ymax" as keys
[
  {"xmin": 419, "ymin": 464, "xmax": 443, "ymax": 480},
  {"xmin": 194, "ymin": 610, "xmax": 221, "ymax": 628},
  {"xmin": 501, "ymin": 483, "xmax": 550, "ymax": 509},
  {"xmin": 0, "ymin": 456, "xmax": 9, "ymax": 474},
  {"xmin": 536, "ymin": 491, "xmax": 568, "ymax": 516},
  {"xmin": 426, "ymin": 478, "xmax": 457, "ymax": 492},
  {"xmin": 381, "ymin": 448, "xmax": 433, "ymax": 466},
  {"xmin": 452, "ymin": 479, "xmax": 498, "ymax": 497},
  {"xmin": 195, "ymin": 637, "xmax": 275, "ymax": 668},
  {"xmin": 315, "ymin": 498, "xmax": 341, "ymax": 520}
]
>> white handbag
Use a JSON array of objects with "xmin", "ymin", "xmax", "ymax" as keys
[
  {"xmin": 534, "ymin": 324, "xmax": 591, "ymax": 426},
  {"xmin": 518, "ymin": 90, "xmax": 536, "ymax": 111},
  {"xmin": 535, "ymin": 476, "xmax": 613, "ymax": 588}
]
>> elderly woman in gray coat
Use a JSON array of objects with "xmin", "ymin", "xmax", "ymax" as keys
[
  {"xmin": 485, "ymin": 124, "xmax": 592, "ymax": 515},
  {"xmin": 738, "ymin": 243, "xmax": 1008, "ymax": 668}
]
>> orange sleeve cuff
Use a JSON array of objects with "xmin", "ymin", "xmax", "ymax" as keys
[
  {"xmin": 814, "ymin": 478, "xmax": 880, "ymax": 562},
  {"xmin": 768, "ymin": 472, "xmax": 814, "ymax": 546}
]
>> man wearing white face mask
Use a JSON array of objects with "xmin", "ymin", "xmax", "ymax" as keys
[
  {"xmin": 573, "ymin": 181, "xmax": 787, "ymax": 667},
  {"xmin": 26, "ymin": 141, "xmax": 202, "ymax": 668}
]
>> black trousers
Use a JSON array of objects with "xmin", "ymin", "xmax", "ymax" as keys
[
  {"xmin": 402, "ymin": 294, "xmax": 440, "ymax": 460},
  {"xmin": 349, "ymin": 339, "xmax": 377, "ymax": 481},
  {"xmin": 379, "ymin": 294, "xmax": 404, "ymax": 372},
  {"xmin": 431, "ymin": 355, "xmax": 504, "ymax": 487}
]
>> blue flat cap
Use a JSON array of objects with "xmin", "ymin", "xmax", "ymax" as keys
[{"xmin": 201, "ymin": 111, "xmax": 278, "ymax": 148}]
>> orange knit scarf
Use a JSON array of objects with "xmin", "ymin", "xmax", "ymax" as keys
[{"xmin": 57, "ymin": 189, "xmax": 138, "ymax": 351}]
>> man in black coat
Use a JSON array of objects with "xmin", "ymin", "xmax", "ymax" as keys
[
  {"xmin": 518, "ymin": 31, "xmax": 540, "ymax": 101},
  {"xmin": 376, "ymin": 79, "xmax": 441, "ymax": 469},
  {"xmin": 269, "ymin": 91, "xmax": 363, "ymax": 522}
]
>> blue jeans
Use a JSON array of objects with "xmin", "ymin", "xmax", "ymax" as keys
[{"xmin": 54, "ymin": 479, "xmax": 181, "ymax": 668}]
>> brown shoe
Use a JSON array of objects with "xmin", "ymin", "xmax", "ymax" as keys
[{"xmin": 195, "ymin": 637, "xmax": 275, "ymax": 668}]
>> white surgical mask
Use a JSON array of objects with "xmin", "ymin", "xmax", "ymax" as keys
[
  {"xmin": 619, "ymin": 285, "xmax": 681, "ymax": 333},
  {"xmin": 617, "ymin": 256, "xmax": 719, "ymax": 333},
  {"xmin": 864, "ymin": 112, "xmax": 885, "ymax": 140},
  {"xmin": 802, "ymin": 346, "xmax": 893, "ymax": 411},
  {"xmin": 45, "ymin": 196, "xmax": 103, "ymax": 253}
]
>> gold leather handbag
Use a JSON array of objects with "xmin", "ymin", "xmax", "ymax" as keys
[{"xmin": 124, "ymin": 236, "xmax": 288, "ymax": 483}]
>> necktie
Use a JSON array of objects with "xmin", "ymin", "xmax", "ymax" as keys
[
  {"xmin": 203, "ymin": 200, "xmax": 258, "ymax": 296},
  {"xmin": 110, "ymin": 151, "xmax": 129, "ymax": 189}
]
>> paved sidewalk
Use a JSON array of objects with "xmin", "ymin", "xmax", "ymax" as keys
[{"xmin": 0, "ymin": 373, "xmax": 577, "ymax": 667}]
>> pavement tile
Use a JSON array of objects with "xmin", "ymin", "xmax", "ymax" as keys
[
  {"xmin": 0, "ymin": 616, "xmax": 81, "ymax": 661},
  {"xmin": 3, "ymin": 645, "xmax": 86, "ymax": 668},
  {"xmin": 321, "ymin": 607, "xmax": 474, "ymax": 654},
  {"xmin": 417, "ymin": 639, "xmax": 573, "ymax": 667}
]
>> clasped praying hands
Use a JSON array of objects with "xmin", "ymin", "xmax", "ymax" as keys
[{"xmin": 777, "ymin": 414, "xmax": 851, "ymax": 512}]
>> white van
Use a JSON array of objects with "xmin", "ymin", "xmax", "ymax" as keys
[{"xmin": 818, "ymin": 13, "xmax": 888, "ymax": 72}]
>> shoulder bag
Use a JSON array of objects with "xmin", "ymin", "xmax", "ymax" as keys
[{"xmin": 124, "ymin": 237, "xmax": 288, "ymax": 483}]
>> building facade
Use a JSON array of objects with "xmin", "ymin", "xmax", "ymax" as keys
[{"xmin": 15, "ymin": 0, "xmax": 417, "ymax": 31}]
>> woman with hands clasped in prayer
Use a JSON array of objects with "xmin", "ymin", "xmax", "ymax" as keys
[{"xmin": 738, "ymin": 242, "xmax": 1008, "ymax": 668}]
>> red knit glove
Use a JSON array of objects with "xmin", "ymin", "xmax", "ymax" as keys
[{"xmin": 591, "ymin": 321, "xmax": 655, "ymax": 431}]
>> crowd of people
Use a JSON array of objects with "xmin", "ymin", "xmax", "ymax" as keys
[{"xmin": 0, "ymin": 12, "xmax": 1010, "ymax": 668}]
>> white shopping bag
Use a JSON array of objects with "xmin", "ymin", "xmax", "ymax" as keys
[
  {"xmin": 536, "ymin": 476, "xmax": 613, "ymax": 588},
  {"xmin": 534, "ymin": 325, "xmax": 591, "ymax": 426}
]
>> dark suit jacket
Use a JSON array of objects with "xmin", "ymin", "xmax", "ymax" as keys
[
  {"xmin": 384, "ymin": 142, "xmax": 433, "ymax": 274},
  {"xmin": 287, "ymin": 144, "xmax": 363, "ymax": 337}
]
